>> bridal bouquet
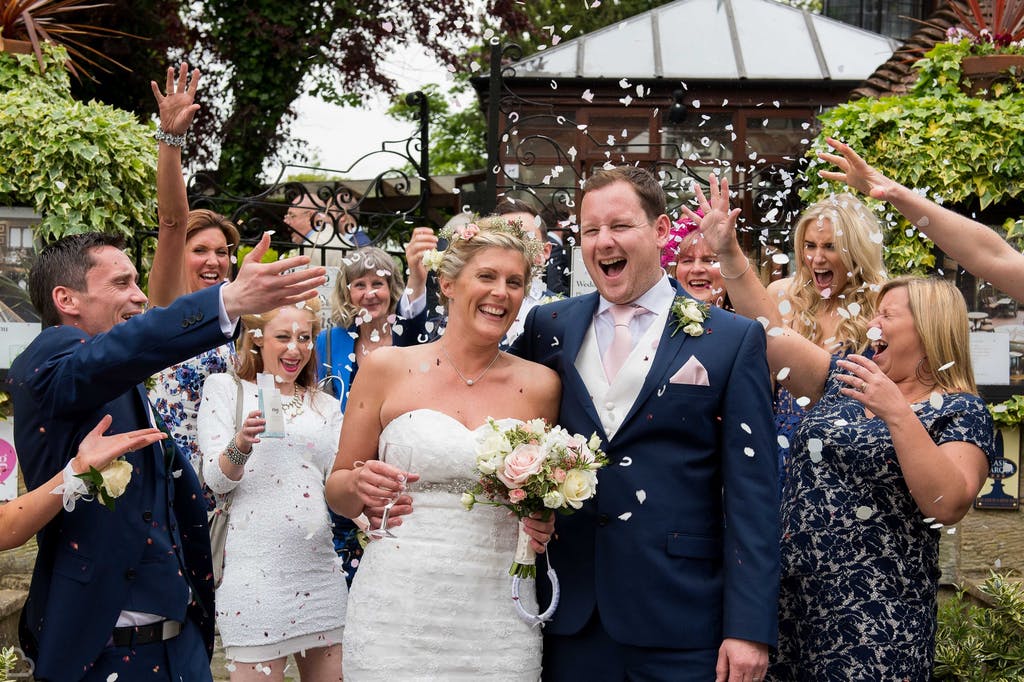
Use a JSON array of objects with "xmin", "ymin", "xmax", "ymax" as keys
[{"xmin": 462, "ymin": 418, "xmax": 608, "ymax": 578}]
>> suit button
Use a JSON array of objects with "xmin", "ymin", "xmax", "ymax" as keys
[
  {"xmin": 125, "ymin": 568, "xmax": 137, "ymax": 581},
  {"xmin": 181, "ymin": 320, "xmax": 189, "ymax": 328},
  {"xmin": 597, "ymin": 514, "xmax": 609, "ymax": 527},
  {"xmin": 142, "ymin": 511, "xmax": 153, "ymax": 522},
  {"xmin": 605, "ymin": 402, "xmax": 615, "ymax": 410},
  {"xmin": 195, "ymin": 312, "xmax": 204, "ymax": 321}
]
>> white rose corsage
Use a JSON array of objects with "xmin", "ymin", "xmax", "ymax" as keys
[
  {"xmin": 669, "ymin": 295, "xmax": 710, "ymax": 337},
  {"xmin": 53, "ymin": 459, "xmax": 134, "ymax": 511}
]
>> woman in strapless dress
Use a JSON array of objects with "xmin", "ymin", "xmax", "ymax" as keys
[{"xmin": 326, "ymin": 218, "xmax": 561, "ymax": 680}]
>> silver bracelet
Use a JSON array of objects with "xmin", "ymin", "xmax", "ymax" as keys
[
  {"xmin": 223, "ymin": 440, "xmax": 251, "ymax": 466},
  {"xmin": 720, "ymin": 260, "xmax": 751, "ymax": 280},
  {"xmin": 154, "ymin": 126, "xmax": 186, "ymax": 148}
]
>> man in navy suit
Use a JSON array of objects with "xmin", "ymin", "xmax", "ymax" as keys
[
  {"xmin": 7, "ymin": 232, "xmax": 324, "ymax": 681},
  {"xmin": 512, "ymin": 167, "xmax": 779, "ymax": 681}
]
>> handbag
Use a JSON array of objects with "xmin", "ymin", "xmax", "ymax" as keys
[{"xmin": 209, "ymin": 377, "xmax": 244, "ymax": 588}]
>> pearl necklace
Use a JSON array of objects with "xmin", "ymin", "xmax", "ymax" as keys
[
  {"xmin": 282, "ymin": 387, "xmax": 305, "ymax": 418},
  {"xmin": 440, "ymin": 344, "xmax": 501, "ymax": 387}
]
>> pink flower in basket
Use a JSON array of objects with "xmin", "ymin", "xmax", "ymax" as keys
[{"xmin": 497, "ymin": 443, "xmax": 547, "ymax": 488}]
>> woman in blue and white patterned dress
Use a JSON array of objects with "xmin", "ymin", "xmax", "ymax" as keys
[
  {"xmin": 147, "ymin": 64, "xmax": 240, "ymax": 471},
  {"xmin": 697, "ymin": 178, "xmax": 995, "ymax": 680}
]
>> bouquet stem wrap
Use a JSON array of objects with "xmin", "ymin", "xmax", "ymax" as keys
[{"xmin": 511, "ymin": 522, "xmax": 537, "ymax": 578}]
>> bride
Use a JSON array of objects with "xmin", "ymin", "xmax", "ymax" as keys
[{"xmin": 325, "ymin": 219, "xmax": 560, "ymax": 679}]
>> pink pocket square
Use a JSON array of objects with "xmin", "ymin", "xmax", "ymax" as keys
[{"xmin": 669, "ymin": 356, "xmax": 710, "ymax": 386}]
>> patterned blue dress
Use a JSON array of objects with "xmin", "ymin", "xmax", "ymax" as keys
[
  {"xmin": 150, "ymin": 345, "xmax": 232, "ymax": 471},
  {"xmin": 770, "ymin": 361, "xmax": 995, "ymax": 681}
]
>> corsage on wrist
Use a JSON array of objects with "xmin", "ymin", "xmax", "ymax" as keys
[{"xmin": 52, "ymin": 458, "xmax": 134, "ymax": 512}]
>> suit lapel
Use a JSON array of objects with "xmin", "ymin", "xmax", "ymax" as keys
[{"xmin": 557, "ymin": 294, "xmax": 605, "ymax": 436}]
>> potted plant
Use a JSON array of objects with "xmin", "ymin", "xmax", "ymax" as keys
[
  {"xmin": 944, "ymin": 0, "xmax": 1024, "ymax": 95},
  {"xmin": 0, "ymin": 0, "xmax": 131, "ymax": 79}
]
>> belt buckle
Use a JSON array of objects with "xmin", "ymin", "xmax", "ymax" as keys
[{"xmin": 161, "ymin": 620, "xmax": 182, "ymax": 641}]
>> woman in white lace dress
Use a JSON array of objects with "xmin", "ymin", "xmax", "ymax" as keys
[
  {"xmin": 198, "ymin": 299, "xmax": 345, "ymax": 681},
  {"xmin": 326, "ymin": 220, "xmax": 560, "ymax": 680}
]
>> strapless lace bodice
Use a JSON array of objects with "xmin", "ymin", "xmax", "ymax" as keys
[{"xmin": 343, "ymin": 409, "xmax": 542, "ymax": 681}]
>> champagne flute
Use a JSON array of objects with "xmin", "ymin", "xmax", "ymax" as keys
[{"xmin": 368, "ymin": 442, "xmax": 413, "ymax": 539}]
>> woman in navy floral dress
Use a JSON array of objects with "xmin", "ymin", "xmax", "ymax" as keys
[
  {"xmin": 147, "ymin": 64, "xmax": 240, "ymax": 471},
  {"xmin": 695, "ymin": 178, "xmax": 996, "ymax": 681}
]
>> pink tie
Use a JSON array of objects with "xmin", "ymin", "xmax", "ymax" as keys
[{"xmin": 603, "ymin": 304, "xmax": 640, "ymax": 382}]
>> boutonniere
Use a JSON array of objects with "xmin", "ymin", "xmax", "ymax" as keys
[{"xmin": 669, "ymin": 296, "xmax": 710, "ymax": 337}]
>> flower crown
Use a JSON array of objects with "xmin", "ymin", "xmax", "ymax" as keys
[{"xmin": 422, "ymin": 215, "xmax": 546, "ymax": 273}]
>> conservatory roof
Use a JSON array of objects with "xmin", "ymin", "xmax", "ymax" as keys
[{"xmin": 508, "ymin": 0, "xmax": 901, "ymax": 82}]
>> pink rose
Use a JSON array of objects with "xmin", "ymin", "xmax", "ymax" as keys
[
  {"xmin": 460, "ymin": 223, "xmax": 480, "ymax": 240},
  {"xmin": 552, "ymin": 468, "xmax": 567, "ymax": 483},
  {"xmin": 497, "ymin": 444, "xmax": 546, "ymax": 488},
  {"xmin": 508, "ymin": 488, "xmax": 527, "ymax": 503}
]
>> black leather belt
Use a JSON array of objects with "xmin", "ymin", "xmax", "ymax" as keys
[{"xmin": 110, "ymin": 620, "xmax": 182, "ymax": 647}]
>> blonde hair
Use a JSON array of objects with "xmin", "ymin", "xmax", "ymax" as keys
[
  {"xmin": 879, "ymin": 276, "xmax": 978, "ymax": 396},
  {"xmin": 237, "ymin": 299, "xmax": 322, "ymax": 389},
  {"xmin": 436, "ymin": 225, "xmax": 535, "ymax": 307},
  {"xmin": 329, "ymin": 247, "xmax": 405, "ymax": 328},
  {"xmin": 787, "ymin": 193, "xmax": 886, "ymax": 351}
]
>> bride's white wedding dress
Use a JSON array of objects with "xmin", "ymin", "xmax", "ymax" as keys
[{"xmin": 343, "ymin": 409, "xmax": 543, "ymax": 680}]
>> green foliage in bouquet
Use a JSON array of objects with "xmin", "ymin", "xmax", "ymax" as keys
[{"xmin": 989, "ymin": 394, "xmax": 1024, "ymax": 428}]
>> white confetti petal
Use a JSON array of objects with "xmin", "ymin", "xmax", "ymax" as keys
[
  {"xmin": 771, "ymin": 253, "xmax": 790, "ymax": 265},
  {"xmin": 937, "ymin": 360, "xmax": 955, "ymax": 372},
  {"xmin": 107, "ymin": 675, "xmax": 119, "ymax": 682},
  {"xmin": 618, "ymin": 512, "xmax": 632, "ymax": 521},
  {"xmin": 777, "ymin": 435, "xmax": 790, "ymax": 449},
  {"xmin": 743, "ymin": 447, "xmax": 755, "ymax": 457},
  {"xmin": 929, "ymin": 522, "xmax": 944, "ymax": 529},
  {"xmin": 581, "ymin": 89, "xmax": 594, "ymax": 102},
  {"xmin": 929, "ymin": 392, "xmax": 944, "ymax": 409},
  {"xmin": 866, "ymin": 327, "xmax": 883, "ymax": 341},
  {"xmin": 777, "ymin": 367, "xmax": 791, "ymax": 381},
  {"xmin": 636, "ymin": 490, "xmax": 646, "ymax": 504},
  {"xmin": 619, "ymin": 456, "xmax": 633, "ymax": 467},
  {"xmin": 922, "ymin": 517, "xmax": 936, "ymax": 523},
  {"xmin": 848, "ymin": 302, "xmax": 861, "ymax": 316},
  {"xmin": 740, "ymin": 423, "xmax": 752, "ymax": 434},
  {"xmin": 778, "ymin": 300, "xmax": 792, "ymax": 315}
]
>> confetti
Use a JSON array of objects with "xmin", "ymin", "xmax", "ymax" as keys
[
  {"xmin": 581, "ymin": 89, "xmax": 594, "ymax": 102},
  {"xmin": 929, "ymin": 392, "xmax": 944, "ymax": 409},
  {"xmin": 619, "ymin": 456, "xmax": 633, "ymax": 467},
  {"xmin": 107, "ymin": 675, "xmax": 119, "ymax": 681},
  {"xmin": 743, "ymin": 447, "xmax": 755, "ymax": 457},
  {"xmin": 937, "ymin": 360, "xmax": 955, "ymax": 372},
  {"xmin": 777, "ymin": 367, "xmax": 791, "ymax": 381},
  {"xmin": 618, "ymin": 512, "xmax": 632, "ymax": 521},
  {"xmin": 636, "ymin": 490, "xmax": 646, "ymax": 504},
  {"xmin": 381, "ymin": 20, "xmax": 393, "ymax": 32},
  {"xmin": 866, "ymin": 327, "xmax": 883, "ymax": 341},
  {"xmin": 618, "ymin": 78, "xmax": 631, "ymax": 89},
  {"xmin": 777, "ymin": 435, "xmax": 790, "ymax": 449},
  {"xmin": 855, "ymin": 506, "xmax": 874, "ymax": 520}
]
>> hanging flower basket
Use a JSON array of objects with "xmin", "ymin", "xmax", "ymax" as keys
[{"xmin": 960, "ymin": 54, "xmax": 1024, "ymax": 96}]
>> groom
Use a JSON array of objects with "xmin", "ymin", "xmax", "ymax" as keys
[{"xmin": 512, "ymin": 167, "xmax": 779, "ymax": 681}]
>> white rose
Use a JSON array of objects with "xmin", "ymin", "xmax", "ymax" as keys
[
  {"xmin": 100, "ymin": 459, "xmax": 133, "ymax": 499},
  {"xmin": 525, "ymin": 418, "xmax": 548, "ymax": 435},
  {"xmin": 559, "ymin": 469, "xmax": 598, "ymax": 509},
  {"xmin": 422, "ymin": 249, "xmax": 445, "ymax": 272},
  {"xmin": 542, "ymin": 490, "xmax": 566, "ymax": 509},
  {"xmin": 683, "ymin": 322, "xmax": 704, "ymax": 337},
  {"xmin": 588, "ymin": 433, "xmax": 603, "ymax": 451},
  {"xmin": 461, "ymin": 493, "xmax": 476, "ymax": 511}
]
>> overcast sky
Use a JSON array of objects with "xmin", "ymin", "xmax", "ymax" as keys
[{"xmin": 282, "ymin": 44, "xmax": 457, "ymax": 180}]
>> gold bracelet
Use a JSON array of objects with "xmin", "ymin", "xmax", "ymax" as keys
[{"xmin": 720, "ymin": 260, "xmax": 751, "ymax": 280}]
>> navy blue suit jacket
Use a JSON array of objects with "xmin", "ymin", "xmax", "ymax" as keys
[
  {"xmin": 7, "ymin": 285, "xmax": 230, "ymax": 680},
  {"xmin": 512, "ymin": 281, "xmax": 780, "ymax": 649}
]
